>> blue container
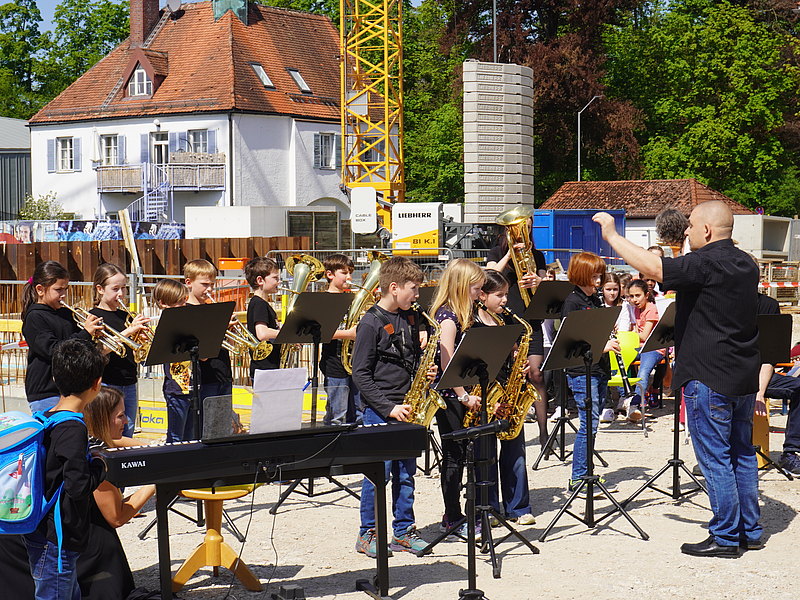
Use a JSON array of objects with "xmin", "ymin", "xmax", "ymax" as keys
[{"xmin": 532, "ymin": 209, "xmax": 626, "ymax": 267}]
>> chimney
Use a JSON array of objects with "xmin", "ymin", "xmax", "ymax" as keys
[{"xmin": 130, "ymin": 0, "xmax": 161, "ymax": 47}]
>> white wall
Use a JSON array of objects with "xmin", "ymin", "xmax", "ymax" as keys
[{"xmin": 625, "ymin": 218, "xmax": 657, "ymax": 249}]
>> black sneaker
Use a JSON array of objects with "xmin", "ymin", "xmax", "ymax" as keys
[{"xmin": 779, "ymin": 452, "xmax": 800, "ymax": 476}]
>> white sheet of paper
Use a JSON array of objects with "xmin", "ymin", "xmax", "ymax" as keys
[{"xmin": 251, "ymin": 368, "xmax": 306, "ymax": 434}]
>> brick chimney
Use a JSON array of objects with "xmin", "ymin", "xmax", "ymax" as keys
[{"xmin": 130, "ymin": 0, "xmax": 161, "ymax": 47}]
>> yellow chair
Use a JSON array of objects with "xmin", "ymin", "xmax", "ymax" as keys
[
  {"xmin": 172, "ymin": 485, "xmax": 262, "ymax": 592},
  {"xmin": 607, "ymin": 330, "xmax": 642, "ymax": 391}
]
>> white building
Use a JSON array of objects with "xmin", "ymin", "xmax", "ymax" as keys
[{"xmin": 28, "ymin": 0, "xmax": 348, "ymax": 242}]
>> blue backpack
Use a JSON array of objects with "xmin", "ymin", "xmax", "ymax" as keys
[{"xmin": 0, "ymin": 410, "xmax": 86, "ymax": 571}]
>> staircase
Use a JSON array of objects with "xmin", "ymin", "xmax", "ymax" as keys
[{"xmin": 123, "ymin": 163, "xmax": 173, "ymax": 222}]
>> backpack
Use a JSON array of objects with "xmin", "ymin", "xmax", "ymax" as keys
[{"xmin": 0, "ymin": 410, "xmax": 86, "ymax": 571}]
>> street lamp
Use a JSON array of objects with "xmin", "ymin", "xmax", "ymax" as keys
[{"xmin": 577, "ymin": 95, "xmax": 603, "ymax": 182}]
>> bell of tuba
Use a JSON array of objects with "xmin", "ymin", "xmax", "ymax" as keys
[
  {"xmin": 279, "ymin": 254, "xmax": 325, "ymax": 368},
  {"xmin": 341, "ymin": 251, "xmax": 388, "ymax": 374},
  {"xmin": 496, "ymin": 205, "xmax": 538, "ymax": 307}
]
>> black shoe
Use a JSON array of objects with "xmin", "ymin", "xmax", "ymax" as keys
[
  {"xmin": 779, "ymin": 452, "xmax": 800, "ymax": 476},
  {"xmin": 680, "ymin": 536, "xmax": 740, "ymax": 558},
  {"xmin": 740, "ymin": 538, "xmax": 764, "ymax": 551}
]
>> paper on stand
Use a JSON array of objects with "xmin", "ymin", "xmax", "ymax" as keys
[{"xmin": 251, "ymin": 368, "xmax": 307, "ymax": 434}]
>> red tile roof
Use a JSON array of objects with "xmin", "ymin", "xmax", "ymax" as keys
[
  {"xmin": 29, "ymin": 2, "xmax": 340, "ymax": 124},
  {"xmin": 540, "ymin": 179, "xmax": 754, "ymax": 218}
]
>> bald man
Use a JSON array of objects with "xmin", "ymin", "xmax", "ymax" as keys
[{"xmin": 594, "ymin": 201, "xmax": 761, "ymax": 558}]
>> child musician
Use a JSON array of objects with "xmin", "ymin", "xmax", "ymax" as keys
[
  {"xmin": 627, "ymin": 278, "xmax": 664, "ymax": 419},
  {"xmin": 429, "ymin": 258, "xmax": 485, "ymax": 537},
  {"xmin": 21, "ymin": 260, "xmax": 102, "ymax": 412},
  {"xmin": 351, "ymin": 257, "xmax": 430, "ymax": 557},
  {"xmin": 320, "ymin": 253, "xmax": 359, "ymax": 425},
  {"xmin": 243, "ymin": 256, "xmax": 282, "ymax": 377},
  {"xmin": 90, "ymin": 263, "xmax": 149, "ymax": 436}
]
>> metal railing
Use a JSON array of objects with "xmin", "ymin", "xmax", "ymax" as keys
[{"xmin": 96, "ymin": 163, "xmax": 225, "ymax": 193}]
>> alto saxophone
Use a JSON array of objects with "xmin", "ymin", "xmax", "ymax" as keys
[{"xmin": 405, "ymin": 303, "xmax": 446, "ymax": 427}]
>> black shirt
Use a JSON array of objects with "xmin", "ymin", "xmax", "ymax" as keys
[
  {"xmin": 561, "ymin": 285, "xmax": 611, "ymax": 379},
  {"xmin": 88, "ymin": 307, "xmax": 137, "ymax": 386},
  {"xmin": 487, "ymin": 242, "xmax": 547, "ymax": 316},
  {"xmin": 351, "ymin": 305, "xmax": 420, "ymax": 419},
  {"xmin": 757, "ymin": 293, "xmax": 780, "ymax": 316},
  {"xmin": 662, "ymin": 238, "xmax": 760, "ymax": 396},
  {"xmin": 22, "ymin": 304, "xmax": 90, "ymax": 402},
  {"xmin": 246, "ymin": 295, "xmax": 281, "ymax": 371},
  {"xmin": 37, "ymin": 412, "xmax": 106, "ymax": 552}
]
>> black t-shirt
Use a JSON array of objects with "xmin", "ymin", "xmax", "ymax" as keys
[
  {"xmin": 247, "ymin": 295, "xmax": 281, "ymax": 371},
  {"xmin": 320, "ymin": 291, "xmax": 353, "ymax": 379},
  {"xmin": 662, "ymin": 239, "xmax": 760, "ymax": 396},
  {"xmin": 561, "ymin": 285, "xmax": 611, "ymax": 379},
  {"xmin": 487, "ymin": 242, "xmax": 547, "ymax": 316},
  {"xmin": 88, "ymin": 307, "xmax": 138, "ymax": 386}
]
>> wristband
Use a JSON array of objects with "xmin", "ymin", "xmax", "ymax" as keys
[{"xmin": 459, "ymin": 393, "xmax": 470, "ymax": 404}]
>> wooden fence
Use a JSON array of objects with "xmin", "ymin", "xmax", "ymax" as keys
[{"xmin": 0, "ymin": 236, "xmax": 310, "ymax": 281}]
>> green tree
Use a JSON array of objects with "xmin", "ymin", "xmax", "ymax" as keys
[
  {"xmin": 605, "ymin": 0, "xmax": 800, "ymax": 215},
  {"xmin": 17, "ymin": 191, "xmax": 68, "ymax": 219},
  {"xmin": 0, "ymin": 0, "xmax": 45, "ymax": 117}
]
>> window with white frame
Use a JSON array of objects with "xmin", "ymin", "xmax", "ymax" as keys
[
  {"xmin": 288, "ymin": 68, "xmax": 312, "ymax": 93},
  {"xmin": 314, "ymin": 133, "xmax": 336, "ymax": 169},
  {"xmin": 100, "ymin": 134, "xmax": 118, "ymax": 166},
  {"xmin": 188, "ymin": 129, "xmax": 208, "ymax": 154},
  {"xmin": 57, "ymin": 137, "xmax": 74, "ymax": 171},
  {"xmin": 250, "ymin": 63, "xmax": 274, "ymax": 88},
  {"xmin": 128, "ymin": 64, "xmax": 153, "ymax": 97}
]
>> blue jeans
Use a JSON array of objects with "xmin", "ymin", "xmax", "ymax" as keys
[
  {"xmin": 684, "ymin": 380, "xmax": 762, "ymax": 546},
  {"xmin": 23, "ymin": 531, "xmax": 80, "ymax": 600},
  {"xmin": 165, "ymin": 392, "xmax": 193, "ymax": 442},
  {"xmin": 567, "ymin": 373, "xmax": 608, "ymax": 482},
  {"xmin": 635, "ymin": 350, "xmax": 663, "ymax": 400},
  {"xmin": 486, "ymin": 430, "xmax": 531, "ymax": 518},
  {"xmin": 105, "ymin": 383, "xmax": 138, "ymax": 437},
  {"xmin": 29, "ymin": 396, "xmax": 60, "ymax": 414},
  {"xmin": 323, "ymin": 376, "xmax": 362, "ymax": 425},
  {"xmin": 358, "ymin": 407, "xmax": 416, "ymax": 537}
]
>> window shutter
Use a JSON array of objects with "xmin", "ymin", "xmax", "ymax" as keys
[
  {"xmin": 47, "ymin": 139, "xmax": 56, "ymax": 172},
  {"xmin": 207, "ymin": 130, "xmax": 217, "ymax": 154},
  {"xmin": 313, "ymin": 133, "xmax": 321, "ymax": 168},
  {"xmin": 335, "ymin": 134, "xmax": 342, "ymax": 169},
  {"xmin": 140, "ymin": 134, "xmax": 149, "ymax": 164},
  {"xmin": 72, "ymin": 137, "xmax": 82, "ymax": 171},
  {"xmin": 169, "ymin": 132, "xmax": 178, "ymax": 154},
  {"xmin": 117, "ymin": 135, "xmax": 126, "ymax": 165}
]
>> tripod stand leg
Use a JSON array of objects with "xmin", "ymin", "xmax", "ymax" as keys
[
  {"xmin": 755, "ymin": 446, "xmax": 794, "ymax": 481},
  {"xmin": 539, "ymin": 483, "xmax": 585, "ymax": 541},
  {"xmin": 532, "ymin": 416, "xmax": 570, "ymax": 469},
  {"xmin": 593, "ymin": 481, "xmax": 649, "ymax": 540},
  {"xmin": 269, "ymin": 479, "xmax": 303, "ymax": 515}
]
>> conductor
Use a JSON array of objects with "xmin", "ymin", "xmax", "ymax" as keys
[{"xmin": 593, "ymin": 201, "xmax": 761, "ymax": 558}]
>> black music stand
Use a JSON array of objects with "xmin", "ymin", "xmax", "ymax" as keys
[
  {"xmin": 754, "ymin": 313, "xmax": 794, "ymax": 480},
  {"xmin": 269, "ymin": 291, "xmax": 354, "ymax": 513},
  {"xmin": 611, "ymin": 301, "xmax": 706, "ymax": 512},
  {"xmin": 421, "ymin": 324, "xmax": 538, "ymax": 593},
  {"xmin": 520, "ymin": 281, "xmax": 578, "ymax": 469},
  {"xmin": 538, "ymin": 306, "xmax": 648, "ymax": 541}
]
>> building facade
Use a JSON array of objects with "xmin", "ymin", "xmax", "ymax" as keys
[{"xmin": 0, "ymin": 117, "xmax": 31, "ymax": 219}]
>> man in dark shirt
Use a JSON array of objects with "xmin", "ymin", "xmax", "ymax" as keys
[{"xmin": 594, "ymin": 200, "xmax": 761, "ymax": 558}]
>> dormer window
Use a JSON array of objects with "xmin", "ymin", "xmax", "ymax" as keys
[
  {"xmin": 288, "ymin": 68, "xmax": 311, "ymax": 93},
  {"xmin": 251, "ymin": 63, "xmax": 274, "ymax": 88},
  {"xmin": 128, "ymin": 64, "xmax": 153, "ymax": 97}
]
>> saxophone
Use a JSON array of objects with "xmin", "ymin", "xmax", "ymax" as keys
[
  {"xmin": 405, "ymin": 303, "xmax": 446, "ymax": 427},
  {"xmin": 496, "ymin": 205, "xmax": 538, "ymax": 307},
  {"xmin": 341, "ymin": 251, "xmax": 388, "ymax": 374},
  {"xmin": 462, "ymin": 301, "xmax": 505, "ymax": 428}
]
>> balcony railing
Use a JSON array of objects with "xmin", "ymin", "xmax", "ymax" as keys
[{"xmin": 96, "ymin": 163, "xmax": 226, "ymax": 192}]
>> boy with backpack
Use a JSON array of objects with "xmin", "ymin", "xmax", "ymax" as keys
[{"xmin": 23, "ymin": 338, "xmax": 107, "ymax": 599}]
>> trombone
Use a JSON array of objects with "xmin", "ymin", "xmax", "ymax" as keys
[
  {"xmin": 60, "ymin": 301, "xmax": 142, "ymax": 358},
  {"xmin": 204, "ymin": 292, "xmax": 272, "ymax": 360}
]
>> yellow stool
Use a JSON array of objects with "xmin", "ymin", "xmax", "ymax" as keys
[{"xmin": 172, "ymin": 485, "xmax": 262, "ymax": 592}]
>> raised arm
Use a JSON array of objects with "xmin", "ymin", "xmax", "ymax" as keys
[{"xmin": 593, "ymin": 212, "xmax": 663, "ymax": 281}]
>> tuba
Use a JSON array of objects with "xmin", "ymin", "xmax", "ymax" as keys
[
  {"xmin": 279, "ymin": 254, "xmax": 325, "ymax": 368},
  {"xmin": 61, "ymin": 301, "xmax": 142, "ymax": 358},
  {"xmin": 496, "ymin": 205, "xmax": 538, "ymax": 307},
  {"xmin": 341, "ymin": 251, "xmax": 388, "ymax": 374},
  {"xmin": 405, "ymin": 303, "xmax": 446, "ymax": 427}
]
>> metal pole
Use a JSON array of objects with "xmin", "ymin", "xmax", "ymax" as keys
[
  {"xmin": 493, "ymin": 0, "xmax": 497, "ymax": 62},
  {"xmin": 577, "ymin": 95, "xmax": 603, "ymax": 182}
]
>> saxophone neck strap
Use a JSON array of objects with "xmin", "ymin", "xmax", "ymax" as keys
[{"xmin": 367, "ymin": 305, "xmax": 420, "ymax": 375}]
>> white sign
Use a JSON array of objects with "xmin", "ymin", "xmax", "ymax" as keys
[{"xmin": 350, "ymin": 187, "xmax": 378, "ymax": 234}]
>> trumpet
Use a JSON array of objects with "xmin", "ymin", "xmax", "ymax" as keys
[
  {"xmin": 117, "ymin": 301, "xmax": 154, "ymax": 363},
  {"xmin": 205, "ymin": 293, "xmax": 272, "ymax": 360},
  {"xmin": 60, "ymin": 301, "xmax": 142, "ymax": 358}
]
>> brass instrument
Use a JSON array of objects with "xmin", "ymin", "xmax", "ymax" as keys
[
  {"xmin": 117, "ymin": 301, "xmax": 154, "ymax": 363},
  {"xmin": 463, "ymin": 301, "xmax": 505, "ymax": 428},
  {"xmin": 205, "ymin": 293, "xmax": 272, "ymax": 360},
  {"xmin": 341, "ymin": 251, "xmax": 388, "ymax": 374},
  {"xmin": 60, "ymin": 301, "xmax": 142, "ymax": 358},
  {"xmin": 496, "ymin": 205, "xmax": 538, "ymax": 307},
  {"xmin": 405, "ymin": 303, "xmax": 446, "ymax": 427},
  {"xmin": 170, "ymin": 361, "xmax": 191, "ymax": 394},
  {"xmin": 279, "ymin": 254, "xmax": 326, "ymax": 368}
]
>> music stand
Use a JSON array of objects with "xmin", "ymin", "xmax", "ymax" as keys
[
  {"xmin": 520, "ymin": 281, "xmax": 577, "ymax": 469},
  {"xmin": 421, "ymin": 324, "xmax": 538, "ymax": 594},
  {"xmin": 612, "ymin": 301, "xmax": 706, "ymax": 512},
  {"xmin": 269, "ymin": 291, "xmax": 353, "ymax": 512},
  {"xmin": 754, "ymin": 314, "xmax": 794, "ymax": 480},
  {"xmin": 538, "ymin": 306, "xmax": 648, "ymax": 542}
]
